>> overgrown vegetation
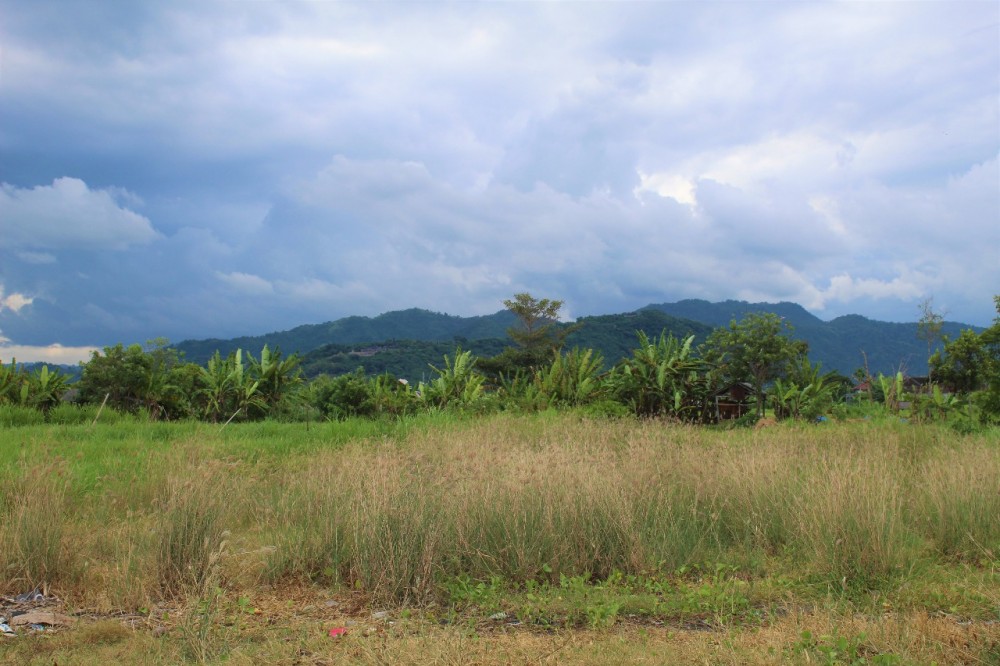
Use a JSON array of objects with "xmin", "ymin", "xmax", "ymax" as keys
[
  {"xmin": 2, "ymin": 294, "xmax": 997, "ymax": 662},
  {"xmin": 4, "ymin": 294, "xmax": 1000, "ymax": 431},
  {"xmin": 0, "ymin": 415, "xmax": 997, "ymax": 664}
]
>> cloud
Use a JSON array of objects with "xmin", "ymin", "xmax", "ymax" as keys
[
  {"xmin": 215, "ymin": 271, "xmax": 274, "ymax": 296},
  {"xmin": 0, "ymin": 286, "xmax": 33, "ymax": 314},
  {"xmin": 822, "ymin": 273, "xmax": 926, "ymax": 305},
  {"xmin": 0, "ymin": 0, "xmax": 995, "ymax": 353},
  {"xmin": 0, "ymin": 178, "xmax": 159, "ymax": 250},
  {"xmin": 0, "ymin": 342, "xmax": 98, "ymax": 365},
  {"xmin": 15, "ymin": 251, "xmax": 57, "ymax": 265}
]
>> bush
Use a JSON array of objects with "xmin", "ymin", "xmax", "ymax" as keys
[
  {"xmin": 47, "ymin": 403, "xmax": 99, "ymax": 425},
  {"xmin": 579, "ymin": 399, "xmax": 631, "ymax": 419},
  {"xmin": 0, "ymin": 404, "xmax": 45, "ymax": 427}
]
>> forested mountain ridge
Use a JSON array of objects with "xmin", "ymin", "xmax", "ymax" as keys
[
  {"xmin": 296, "ymin": 309, "xmax": 714, "ymax": 380},
  {"xmin": 645, "ymin": 300, "xmax": 979, "ymax": 375},
  {"xmin": 173, "ymin": 308, "xmax": 517, "ymax": 364},
  {"xmin": 173, "ymin": 300, "xmax": 982, "ymax": 378}
]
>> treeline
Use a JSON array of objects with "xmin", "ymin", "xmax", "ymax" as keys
[{"xmin": 2, "ymin": 295, "xmax": 998, "ymax": 429}]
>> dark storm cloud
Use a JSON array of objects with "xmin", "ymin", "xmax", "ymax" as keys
[{"xmin": 0, "ymin": 1, "xmax": 996, "ymax": 361}]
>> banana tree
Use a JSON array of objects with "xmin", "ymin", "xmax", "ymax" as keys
[
  {"xmin": 198, "ymin": 349, "xmax": 264, "ymax": 422},
  {"xmin": 877, "ymin": 371, "xmax": 905, "ymax": 413},
  {"xmin": 419, "ymin": 348, "xmax": 486, "ymax": 408},
  {"xmin": 249, "ymin": 345, "xmax": 303, "ymax": 411},
  {"xmin": 26, "ymin": 365, "xmax": 70, "ymax": 412},
  {"xmin": 911, "ymin": 384, "xmax": 961, "ymax": 422},
  {"xmin": 0, "ymin": 359, "xmax": 23, "ymax": 405},
  {"xmin": 607, "ymin": 333, "xmax": 712, "ymax": 422},
  {"xmin": 528, "ymin": 347, "xmax": 605, "ymax": 408},
  {"xmin": 770, "ymin": 376, "xmax": 834, "ymax": 421},
  {"xmin": 772, "ymin": 359, "xmax": 837, "ymax": 420}
]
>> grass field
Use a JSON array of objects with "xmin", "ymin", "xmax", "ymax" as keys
[{"xmin": 0, "ymin": 411, "xmax": 998, "ymax": 664}]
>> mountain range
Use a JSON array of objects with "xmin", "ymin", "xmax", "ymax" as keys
[{"xmin": 172, "ymin": 299, "xmax": 980, "ymax": 379}]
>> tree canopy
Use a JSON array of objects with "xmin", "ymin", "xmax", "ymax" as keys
[{"xmin": 701, "ymin": 312, "xmax": 808, "ymax": 417}]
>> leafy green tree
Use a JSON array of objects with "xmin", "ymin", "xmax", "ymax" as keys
[
  {"xmin": 503, "ymin": 293, "xmax": 565, "ymax": 350},
  {"xmin": 311, "ymin": 369, "xmax": 375, "ymax": 420},
  {"xmin": 930, "ymin": 329, "xmax": 989, "ymax": 394},
  {"xmin": 974, "ymin": 295, "xmax": 1000, "ymax": 422},
  {"xmin": 926, "ymin": 296, "xmax": 1000, "ymax": 424},
  {"xmin": 78, "ymin": 343, "xmax": 154, "ymax": 413},
  {"xmin": 480, "ymin": 293, "xmax": 576, "ymax": 381},
  {"xmin": 701, "ymin": 313, "xmax": 808, "ymax": 417},
  {"xmin": 77, "ymin": 339, "xmax": 195, "ymax": 419}
]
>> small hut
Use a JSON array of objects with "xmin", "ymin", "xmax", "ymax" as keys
[{"xmin": 712, "ymin": 382, "xmax": 755, "ymax": 420}]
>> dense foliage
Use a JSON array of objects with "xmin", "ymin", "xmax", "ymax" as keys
[
  {"xmin": 172, "ymin": 299, "xmax": 969, "ymax": 376},
  {"xmin": 4, "ymin": 295, "xmax": 998, "ymax": 430}
]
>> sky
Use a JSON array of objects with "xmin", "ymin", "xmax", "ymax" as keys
[{"xmin": 1, "ymin": 1, "xmax": 998, "ymax": 364}]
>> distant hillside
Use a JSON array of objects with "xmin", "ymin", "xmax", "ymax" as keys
[
  {"xmin": 297, "ymin": 309, "xmax": 714, "ymax": 379},
  {"xmin": 566, "ymin": 310, "xmax": 715, "ymax": 364},
  {"xmin": 300, "ymin": 338, "xmax": 510, "ymax": 381},
  {"xmin": 174, "ymin": 308, "xmax": 517, "ymax": 365},
  {"xmin": 10, "ymin": 361, "xmax": 82, "ymax": 382},
  {"xmin": 174, "ymin": 299, "xmax": 984, "ymax": 379},
  {"xmin": 644, "ymin": 299, "xmax": 978, "ymax": 375}
]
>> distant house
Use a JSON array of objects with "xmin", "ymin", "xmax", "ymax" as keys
[
  {"xmin": 713, "ymin": 382, "xmax": 755, "ymax": 420},
  {"xmin": 902, "ymin": 375, "xmax": 930, "ymax": 394}
]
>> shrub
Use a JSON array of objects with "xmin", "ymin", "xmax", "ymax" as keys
[{"xmin": 0, "ymin": 404, "xmax": 45, "ymax": 427}]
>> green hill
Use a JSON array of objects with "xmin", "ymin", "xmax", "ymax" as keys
[
  {"xmin": 174, "ymin": 308, "xmax": 517, "ymax": 365},
  {"xmin": 173, "ymin": 299, "xmax": 983, "ymax": 379},
  {"xmin": 296, "ymin": 309, "xmax": 713, "ymax": 379},
  {"xmin": 565, "ymin": 310, "xmax": 714, "ymax": 365}
]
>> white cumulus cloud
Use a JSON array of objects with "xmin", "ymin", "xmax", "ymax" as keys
[{"xmin": 0, "ymin": 178, "xmax": 159, "ymax": 250}]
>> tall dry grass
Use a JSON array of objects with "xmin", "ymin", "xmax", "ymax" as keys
[
  {"xmin": 0, "ymin": 462, "xmax": 71, "ymax": 592},
  {"xmin": 262, "ymin": 417, "xmax": 1000, "ymax": 601},
  {"xmin": 0, "ymin": 415, "xmax": 997, "ymax": 608}
]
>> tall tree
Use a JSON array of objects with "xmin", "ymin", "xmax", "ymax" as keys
[
  {"xmin": 503, "ymin": 292, "xmax": 566, "ymax": 351},
  {"xmin": 480, "ymin": 293, "xmax": 575, "ymax": 380},
  {"xmin": 701, "ymin": 313, "xmax": 808, "ymax": 417},
  {"xmin": 930, "ymin": 329, "xmax": 989, "ymax": 394},
  {"xmin": 917, "ymin": 297, "xmax": 945, "ymax": 382}
]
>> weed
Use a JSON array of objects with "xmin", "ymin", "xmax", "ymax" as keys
[
  {"xmin": 443, "ymin": 574, "xmax": 504, "ymax": 611},
  {"xmin": 156, "ymin": 473, "xmax": 229, "ymax": 597},
  {"xmin": 791, "ymin": 629, "xmax": 901, "ymax": 665},
  {"xmin": 0, "ymin": 462, "xmax": 70, "ymax": 591}
]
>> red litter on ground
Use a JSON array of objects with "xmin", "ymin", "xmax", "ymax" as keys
[{"xmin": 328, "ymin": 627, "xmax": 347, "ymax": 638}]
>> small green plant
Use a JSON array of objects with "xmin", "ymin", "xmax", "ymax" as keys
[
  {"xmin": 180, "ymin": 583, "xmax": 228, "ymax": 663},
  {"xmin": 791, "ymin": 629, "xmax": 900, "ymax": 665},
  {"xmin": 443, "ymin": 574, "xmax": 504, "ymax": 611}
]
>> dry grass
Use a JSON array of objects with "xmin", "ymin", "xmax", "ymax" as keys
[
  {"xmin": 0, "ymin": 415, "xmax": 997, "ymax": 663},
  {"xmin": 2, "ymin": 605, "xmax": 996, "ymax": 665}
]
